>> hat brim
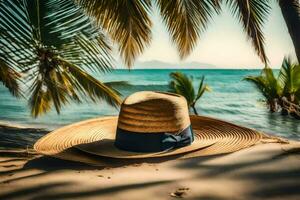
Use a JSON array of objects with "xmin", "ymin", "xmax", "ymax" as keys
[
  {"xmin": 34, "ymin": 115, "xmax": 263, "ymax": 160},
  {"xmin": 76, "ymin": 137, "xmax": 214, "ymax": 159}
]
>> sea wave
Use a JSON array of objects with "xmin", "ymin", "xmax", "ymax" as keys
[{"xmin": 0, "ymin": 123, "xmax": 49, "ymax": 149}]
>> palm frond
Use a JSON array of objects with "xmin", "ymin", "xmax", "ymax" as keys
[
  {"xmin": 28, "ymin": 48, "xmax": 74, "ymax": 117},
  {"xmin": 244, "ymin": 67, "xmax": 280, "ymax": 102},
  {"xmin": 0, "ymin": 0, "xmax": 36, "ymax": 72},
  {"xmin": 0, "ymin": 0, "xmax": 34, "ymax": 97},
  {"xmin": 45, "ymin": 0, "xmax": 97, "ymax": 43},
  {"xmin": 226, "ymin": 0, "xmax": 270, "ymax": 64},
  {"xmin": 169, "ymin": 72, "xmax": 210, "ymax": 115},
  {"xmin": 45, "ymin": 0, "xmax": 115, "ymax": 73},
  {"xmin": 29, "ymin": 79, "xmax": 53, "ymax": 117},
  {"xmin": 0, "ymin": 0, "xmax": 34, "ymax": 42},
  {"xmin": 1, "ymin": 0, "xmax": 120, "ymax": 117},
  {"xmin": 0, "ymin": 58, "xmax": 21, "ymax": 97},
  {"xmin": 278, "ymin": 57, "xmax": 300, "ymax": 100},
  {"xmin": 61, "ymin": 33, "xmax": 114, "ymax": 74},
  {"xmin": 58, "ymin": 58, "xmax": 122, "ymax": 108},
  {"xmin": 75, "ymin": 0, "xmax": 152, "ymax": 67},
  {"xmin": 28, "ymin": 55, "xmax": 122, "ymax": 117},
  {"xmin": 244, "ymin": 75, "xmax": 267, "ymax": 96},
  {"xmin": 156, "ymin": 0, "xmax": 220, "ymax": 59},
  {"xmin": 278, "ymin": 0, "xmax": 300, "ymax": 62},
  {"xmin": 169, "ymin": 72, "xmax": 195, "ymax": 105},
  {"xmin": 195, "ymin": 76, "xmax": 210, "ymax": 103}
]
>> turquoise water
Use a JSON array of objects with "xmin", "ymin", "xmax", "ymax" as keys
[{"xmin": 0, "ymin": 69, "xmax": 299, "ymax": 141}]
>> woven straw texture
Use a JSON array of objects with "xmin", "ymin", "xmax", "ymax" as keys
[
  {"xmin": 34, "ymin": 115, "xmax": 263, "ymax": 160},
  {"xmin": 117, "ymin": 91, "xmax": 190, "ymax": 133},
  {"xmin": 34, "ymin": 91, "xmax": 264, "ymax": 162}
]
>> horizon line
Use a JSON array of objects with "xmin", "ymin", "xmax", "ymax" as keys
[{"xmin": 114, "ymin": 67, "xmax": 280, "ymax": 70}]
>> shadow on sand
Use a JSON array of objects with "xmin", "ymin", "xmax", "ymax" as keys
[{"xmin": 0, "ymin": 146, "xmax": 300, "ymax": 199}]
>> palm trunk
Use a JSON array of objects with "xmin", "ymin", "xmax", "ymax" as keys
[
  {"xmin": 278, "ymin": 0, "xmax": 300, "ymax": 62},
  {"xmin": 290, "ymin": 94, "xmax": 295, "ymax": 103},
  {"xmin": 191, "ymin": 106, "xmax": 198, "ymax": 115},
  {"xmin": 269, "ymin": 99, "xmax": 278, "ymax": 112}
]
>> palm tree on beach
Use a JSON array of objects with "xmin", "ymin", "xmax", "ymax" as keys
[
  {"xmin": 244, "ymin": 67, "xmax": 281, "ymax": 112},
  {"xmin": 0, "ymin": 0, "xmax": 123, "ymax": 117},
  {"xmin": 278, "ymin": 57, "xmax": 300, "ymax": 104},
  {"xmin": 1, "ymin": 0, "xmax": 299, "ymax": 117},
  {"xmin": 244, "ymin": 57, "xmax": 300, "ymax": 118},
  {"xmin": 169, "ymin": 72, "xmax": 211, "ymax": 115}
]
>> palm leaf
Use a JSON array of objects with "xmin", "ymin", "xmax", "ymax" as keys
[
  {"xmin": 195, "ymin": 76, "xmax": 211, "ymax": 103},
  {"xmin": 0, "ymin": 58, "xmax": 21, "ymax": 97},
  {"xmin": 0, "ymin": 0, "xmax": 33, "ymax": 97},
  {"xmin": 28, "ymin": 50, "xmax": 73, "ymax": 117},
  {"xmin": 169, "ymin": 72, "xmax": 195, "ymax": 106},
  {"xmin": 0, "ymin": 0, "xmax": 34, "ymax": 42},
  {"xmin": 169, "ymin": 72, "xmax": 210, "ymax": 115},
  {"xmin": 61, "ymin": 33, "xmax": 114, "ymax": 74},
  {"xmin": 29, "ymin": 79, "xmax": 53, "ymax": 117},
  {"xmin": 45, "ymin": 0, "xmax": 115, "ymax": 73},
  {"xmin": 278, "ymin": 0, "xmax": 300, "ymax": 62},
  {"xmin": 156, "ymin": 0, "xmax": 220, "ymax": 59},
  {"xmin": 1, "ymin": 0, "xmax": 121, "ymax": 117},
  {"xmin": 28, "ymin": 56, "xmax": 122, "ymax": 117},
  {"xmin": 278, "ymin": 57, "xmax": 300, "ymax": 101},
  {"xmin": 75, "ymin": 0, "xmax": 152, "ymax": 67},
  {"xmin": 0, "ymin": 0, "xmax": 36, "ymax": 72},
  {"xmin": 278, "ymin": 57, "xmax": 297, "ymax": 96},
  {"xmin": 244, "ymin": 67, "xmax": 280, "ymax": 102},
  {"xmin": 226, "ymin": 0, "xmax": 270, "ymax": 64},
  {"xmin": 58, "ymin": 58, "xmax": 122, "ymax": 108}
]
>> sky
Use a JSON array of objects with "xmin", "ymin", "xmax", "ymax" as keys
[{"xmin": 128, "ymin": 1, "xmax": 296, "ymax": 69}]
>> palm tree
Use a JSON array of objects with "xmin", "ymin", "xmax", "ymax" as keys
[
  {"xmin": 2, "ymin": 0, "xmax": 295, "ymax": 116},
  {"xmin": 278, "ymin": 0, "xmax": 300, "ymax": 62},
  {"xmin": 75, "ymin": 0, "xmax": 271, "ymax": 66},
  {"xmin": 244, "ymin": 68, "xmax": 281, "ymax": 112},
  {"xmin": 0, "ymin": 0, "xmax": 123, "ymax": 117},
  {"xmin": 245, "ymin": 57, "xmax": 300, "ymax": 115},
  {"xmin": 169, "ymin": 72, "xmax": 211, "ymax": 115},
  {"xmin": 278, "ymin": 57, "xmax": 300, "ymax": 103}
]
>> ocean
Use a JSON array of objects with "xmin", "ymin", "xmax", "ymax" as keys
[{"xmin": 0, "ymin": 69, "xmax": 299, "ymax": 148}]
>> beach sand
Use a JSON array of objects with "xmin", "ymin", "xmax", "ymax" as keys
[{"xmin": 0, "ymin": 141, "xmax": 300, "ymax": 200}]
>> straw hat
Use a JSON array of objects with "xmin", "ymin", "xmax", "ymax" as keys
[{"xmin": 34, "ymin": 91, "xmax": 264, "ymax": 163}]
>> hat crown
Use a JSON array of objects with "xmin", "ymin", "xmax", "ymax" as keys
[{"xmin": 117, "ymin": 91, "xmax": 191, "ymax": 134}]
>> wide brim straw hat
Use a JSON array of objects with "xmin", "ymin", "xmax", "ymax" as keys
[{"xmin": 34, "ymin": 91, "xmax": 269, "ymax": 164}]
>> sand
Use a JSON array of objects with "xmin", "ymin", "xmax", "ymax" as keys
[{"xmin": 0, "ymin": 141, "xmax": 300, "ymax": 200}]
